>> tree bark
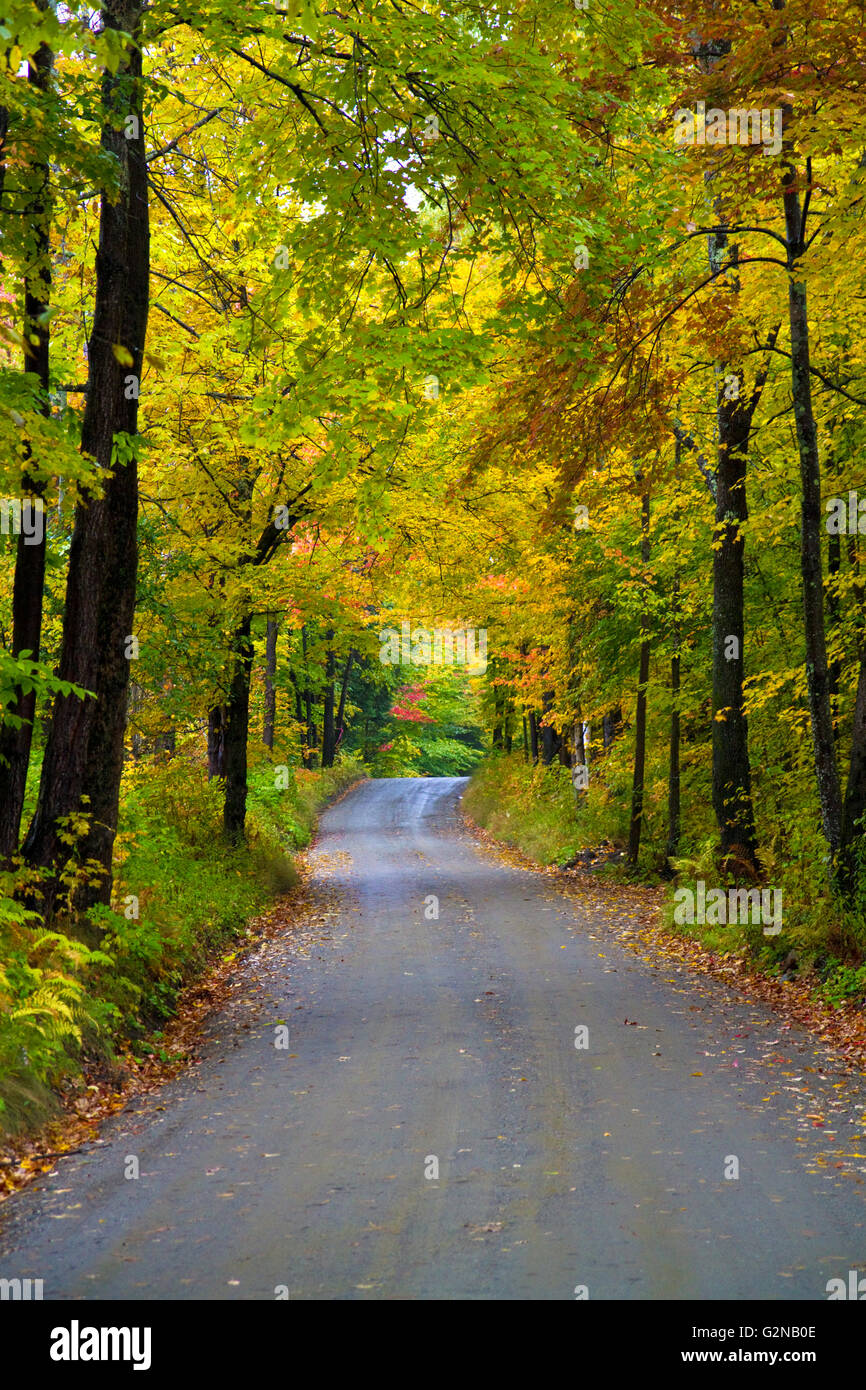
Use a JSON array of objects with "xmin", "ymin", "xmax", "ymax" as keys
[
  {"xmin": 528, "ymin": 711, "xmax": 539, "ymax": 764},
  {"xmin": 263, "ymin": 617, "xmax": 278, "ymax": 750},
  {"xmin": 689, "ymin": 34, "xmax": 770, "ymax": 876},
  {"xmin": 22, "ymin": 0, "xmax": 150, "ymax": 914},
  {"xmin": 539, "ymin": 690, "xmax": 559, "ymax": 765},
  {"xmin": 289, "ymin": 670, "xmax": 306, "ymax": 761},
  {"xmin": 321, "ymin": 629, "xmax": 335, "ymax": 768},
  {"xmin": 827, "ymin": 529, "xmax": 841, "ymax": 725},
  {"xmin": 603, "ymin": 707, "xmax": 622, "ymax": 749},
  {"xmin": 783, "ymin": 168, "xmax": 843, "ymax": 857},
  {"xmin": 708, "ymin": 235, "xmax": 762, "ymax": 872},
  {"xmin": 208, "ymin": 704, "xmax": 226, "ymax": 779},
  {"xmin": 666, "ymin": 576, "xmax": 681, "ymax": 865},
  {"xmin": 0, "ymin": 26, "xmax": 53, "ymax": 859},
  {"xmin": 335, "ymin": 649, "xmax": 354, "ymax": 752},
  {"xmin": 223, "ymin": 617, "xmax": 253, "ymax": 844},
  {"xmin": 842, "ymin": 653, "xmax": 866, "ymax": 856},
  {"xmin": 627, "ymin": 489, "xmax": 651, "ymax": 868},
  {"xmin": 302, "ymin": 625, "xmax": 316, "ymax": 767}
]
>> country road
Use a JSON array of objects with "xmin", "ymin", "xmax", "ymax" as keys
[{"xmin": 2, "ymin": 776, "xmax": 866, "ymax": 1300}]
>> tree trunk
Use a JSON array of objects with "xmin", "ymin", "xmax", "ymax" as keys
[
  {"xmin": 826, "ymin": 421, "xmax": 843, "ymax": 728},
  {"xmin": 666, "ymin": 577, "xmax": 681, "ymax": 865},
  {"xmin": 827, "ymin": 529, "xmax": 841, "ymax": 726},
  {"xmin": 302, "ymin": 625, "xmax": 316, "ymax": 767},
  {"xmin": 263, "ymin": 618, "xmax": 278, "ymax": 750},
  {"xmin": 492, "ymin": 710, "xmax": 503, "ymax": 750},
  {"xmin": 207, "ymin": 704, "xmax": 226, "ymax": 779},
  {"xmin": 783, "ymin": 169, "xmax": 843, "ymax": 857},
  {"xmin": 335, "ymin": 649, "xmax": 354, "ymax": 752},
  {"xmin": 842, "ymin": 653, "xmax": 866, "ymax": 851},
  {"xmin": 603, "ymin": 707, "xmax": 622, "ymax": 749},
  {"xmin": 0, "ymin": 28, "xmax": 53, "ymax": 859},
  {"xmin": 223, "ymin": 617, "xmax": 253, "ymax": 844},
  {"xmin": 290, "ymin": 671, "xmax": 306, "ymax": 761},
  {"xmin": 708, "ymin": 235, "xmax": 761, "ymax": 872},
  {"xmin": 572, "ymin": 716, "xmax": 587, "ymax": 809},
  {"xmin": 321, "ymin": 629, "xmax": 335, "ymax": 768},
  {"xmin": 528, "ymin": 711, "xmax": 539, "ymax": 764},
  {"xmin": 22, "ymin": 0, "xmax": 149, "ymax": 914},
  {"xmin": 690, "ymin": 26, "xmax": 772, "ymax": 876},
  {"xmin": 627, "ymin": 489, "xmax": 651, "ymax": 868},
  {"xmin": 574, "ymin": 714, "xmax": 586, "ymax": 773},
  {"xmin": 540, "ymin": 691, "xmax": 558, "ymax": 765},
  {"xmin": 540, "ymin": 724, "xmax": 558, "ymax": 765}
]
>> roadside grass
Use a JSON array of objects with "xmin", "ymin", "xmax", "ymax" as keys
[
  {"xmin": 462, "ymin": 751, "xmax": 631, "ymax": 867},
  {"xmin": 465, "ymin": 752, "xmax": 866, "ymax": 1007},
  {"xmin": 0, "ymin": 747, "xmax": 365, "ymax": 1139}
]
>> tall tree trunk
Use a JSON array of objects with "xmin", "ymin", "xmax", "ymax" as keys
[
  {"xmin": 302, "ymin": 625, "xmax": 316, "ymax": 767},
  {"xmin": 492, "ymin": 698, "xmax": 504, "ymax": 750},
  {"xmin": 627, "ymin": 489, "xmax": 651, "ymax": 868},
  {"xmin": 603, "ymin": 707, "xmax": 621, "ymax": 749},
  {"xmin": 528, "ymin": 710, "xmax": 539, "ymax": 764},
  {"xmin": 223, "ymin": 617, "xmax": 253, "ymax": 844},
  {"xmin": 572, "ymin": 714, "xmax": 587, "ymax": 809},
  {"xmin": 22, "ymin": 0, "xmax": 149, "ymax": 913},
  {"xmin": 290, "ymin": 670, "xmax": 306, "ymax": 763},
  {"xmin": 263, "ymin": 617, "xmax": 278, "ymax": 750},
  {"xmin": 708, "ymin": 236, "xmax": 762, "ymax": 872},
  {"xmin": 335, "ymin": 649, "xmax": 354, "ymax": 752},
  {"xmin": 783, "ymin": 168, "xmax": 843, "ymax": 858},
  {"xmin": 208, "ymin": 704, "xmax": 226, "ymax": 779},
  {"xmin": 522, "ymin": 713, "xmax": 529, "ymax": 762},
  {"xmin": 827, "ymin": 529, "xmax": 841, "ymax": 726},
  {"xmin": 219, "ymin": 497, "xmax": 306, "ymax": 828},
  {"xmin": 540, "ymin": 691, "xmax": 558, "ymax": 765},
  {"xmin": 0, "ymin": 25, "xmax": 53, "ymax": 859},
  {"xmin": 826, "ymin": 420, "xmax": 843, "ymax": 729},
  {"xmin": 321, "ymin": 629, "xmax": 335, "ymax": 768},
  {"xmin": 574, "ymin": 714, "xmax": 586, "ymax": 773},
  {"xmin": 841, "ymin": 528, "xmax": 866, "ymax": 874},
  {"xmin": 689, "ymin": 34, "xmax": 769, "ymax": 876},
  {"xmin": 666, "ymin": 576, "xmax": 681, "ymax": 865},
  {"xmin": 842, "ymin": 654, "xmax": 866, "ymax": 854}
]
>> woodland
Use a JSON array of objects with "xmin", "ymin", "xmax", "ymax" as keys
[{"xmin": 1, "ymin": 0, "xmax": 866, "ymax": 1135}]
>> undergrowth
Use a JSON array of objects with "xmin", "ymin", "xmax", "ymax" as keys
[
  {"xmin": 0, "ymin": 746, "xmax": 364, "ymax": 1138},
  {"xmin": 465, "ymin": 752, "xmax": 866, "ymax": 1006}
]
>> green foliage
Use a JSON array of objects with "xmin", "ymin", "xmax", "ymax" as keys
[
  {"xmin": 0, "ymin": 874, "xmax": 115, "ymax": 1135},
  {"xmin": 463, "ymin": 753, "xmax": 616, "ymax": 867},
  {"xmin": 820, "ymin": 961, "xmax": 866, "ymax": 1009},
  {"xmin": 0, "ymin": 749, "xmax": 364, "ymax": 1138}
]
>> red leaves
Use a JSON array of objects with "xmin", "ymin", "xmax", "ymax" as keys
[{"xmin": 389, "ymin": 683, "xmax": 434, "ymax": 723}]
